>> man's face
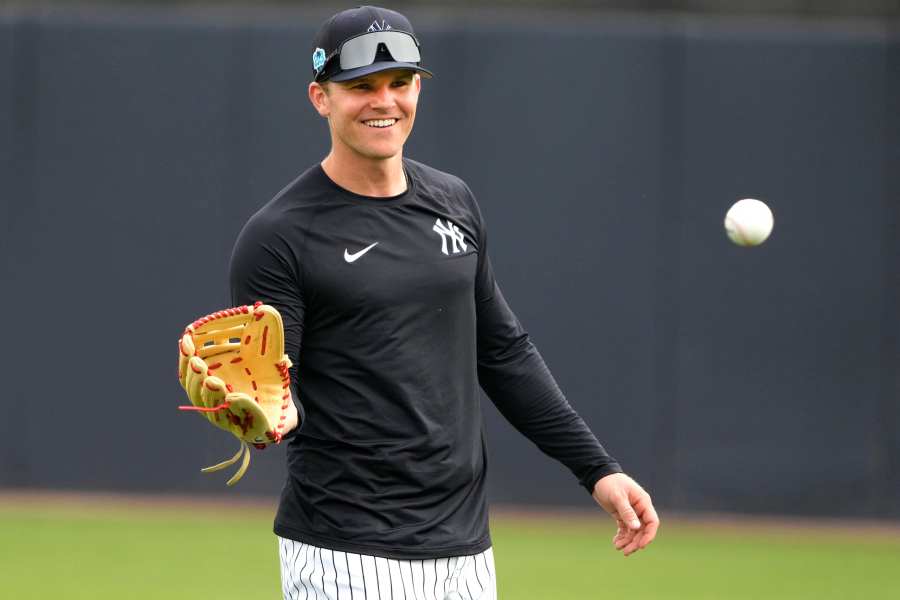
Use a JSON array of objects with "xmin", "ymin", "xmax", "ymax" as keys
[{"xmin": 310, "ymin": 69, "xmax": 421, "ymax": 161}]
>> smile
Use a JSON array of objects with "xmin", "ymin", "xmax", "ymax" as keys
[{"xmin": 363, "ymin": 119, "xmax": 397, "ymax": 128}]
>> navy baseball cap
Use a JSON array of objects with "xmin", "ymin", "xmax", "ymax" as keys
[{"xmin": 311, "ymin": 5, "xmax": 434, "ymax": 82}]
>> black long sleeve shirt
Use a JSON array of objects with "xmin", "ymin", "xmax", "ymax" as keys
[{"xmin": 229, "ymin": 159, "xmax": 621, "ymax": 559}]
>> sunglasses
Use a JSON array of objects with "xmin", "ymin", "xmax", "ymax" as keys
[{"xmin": 326, "ymin": 30, "xmax": 422, "ymax": 72}]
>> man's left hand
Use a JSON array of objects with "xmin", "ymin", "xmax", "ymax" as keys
[{"xmin": 592, "ymin": 472, "xmax": 660, "ymax": 556}]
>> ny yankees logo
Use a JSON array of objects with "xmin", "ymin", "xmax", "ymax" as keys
[
  {"xmin": 367, "ymin": 20, "xmax": 392, "ymax": 32},
  {"xmin": 432, "ymin": 219, "xmax": 467, "ymax": 255}
]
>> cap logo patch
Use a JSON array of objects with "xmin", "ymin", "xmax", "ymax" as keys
[
  {"xmin": 367, "ymin": 20, "xmax": 392, "ymax": 32},
  {"xmin": 312, "ymin": 47, "xmax": 326, "ymax": 73}
]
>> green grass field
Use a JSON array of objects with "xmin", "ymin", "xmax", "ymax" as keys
[{"xmin": 2, "ymin": 496, "xmax": 899, "ymax": 599}]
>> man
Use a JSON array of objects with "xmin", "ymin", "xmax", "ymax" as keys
[{"xmin": 230, "ymin": 6, "xmax": 659, "ymax": 599}]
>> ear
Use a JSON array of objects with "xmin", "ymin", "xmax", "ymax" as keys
[
  {"xmin": 308, "ymin": 81, "xmax": 330, "ymax": 117},
  {"xmin": 415, "ymin": 73, "xmax": 421, "ymax": 93}
]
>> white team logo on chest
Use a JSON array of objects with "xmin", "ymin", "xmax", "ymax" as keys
[{"xmin": 432, "ymin": 219, "xmax": 467, "ymax": 256}]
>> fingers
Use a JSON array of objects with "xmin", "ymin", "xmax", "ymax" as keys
[
  {"xmin": 612, "ymin": 493, "xmax": 642, "ymax": 531},
  {"xmin": 594, "ymin": 474, "xmax": 660, "ymax": 557},
  {"xmin": 612, "ymin": 519, "xmax": 637, "ymax": 551},
  {"xmin": 618, "ymin": 495, "xmax": 660, "ymax": 556},
  {"xmin": 634, "ymin": 498, "xmax": 660, "ymax": 551},
  {"xmin": 637, "ymin": 520, "xmax": 659, "ymax": 551},
  {"xmin": 620, "ymin": 527, "xmax": 646, "ymax": 556},
  {"xmin": 621, "ymin": 521, "xmax": 657, "ymax": 556}
]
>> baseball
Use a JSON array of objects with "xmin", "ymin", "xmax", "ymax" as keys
[{"xmin": 724, "ymin": 198, "xmax": 774, "ymax": 247}]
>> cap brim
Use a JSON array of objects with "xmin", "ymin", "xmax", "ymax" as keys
[{"xmin": 328, "ymin": 62, "xmax": 433, "ymax": 82}]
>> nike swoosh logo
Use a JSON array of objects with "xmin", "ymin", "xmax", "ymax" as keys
[{"xmin": 344, "ymin": 242, "xmax": 378, "ymax": 263}]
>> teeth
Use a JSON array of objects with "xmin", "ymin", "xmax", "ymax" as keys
[{"xmin": 364, "ymin": 119, "xmax": 396, "ymax": 128}]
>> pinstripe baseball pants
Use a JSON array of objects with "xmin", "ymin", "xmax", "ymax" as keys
[{"xmin": 278, "ymin": 536, "xmax": 497, "ymax": 600}]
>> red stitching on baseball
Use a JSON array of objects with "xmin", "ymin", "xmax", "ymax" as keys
[
  {"xmin": 244, "ymin": 335, "xmax": 251, "ymax": 345},
  {"xmin": 261, "ymin": 326, "xmax": 269, "ymax": 355},
  {"xmin": 230, "ymin": 357, "xmax": 243, "ymax": 364},
  {"xmin": 252, "ymin": 381, "xmax": 258, "ymax": 391},
  {"xmin": 207, "ymin": 362, "xmax": 222, "ymax": 370}
]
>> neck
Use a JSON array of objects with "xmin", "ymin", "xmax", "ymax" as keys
[{"xmin": 321, "ymin": 146, "xmax": 407, "ymax": 198}]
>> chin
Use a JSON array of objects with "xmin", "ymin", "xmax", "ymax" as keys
[{"xmin": 357, "ymin": 145, "xmax": 402, "ymax": 160}]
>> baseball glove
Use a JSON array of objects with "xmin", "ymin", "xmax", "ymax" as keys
[{"xmin": 177, "ymin": 301, "xmax": 293, "ymax": 485}]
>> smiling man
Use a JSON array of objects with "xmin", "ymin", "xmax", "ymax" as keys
[{"xmin": 229, "ymin": 6, "xmax": 659, "ymax": 600}]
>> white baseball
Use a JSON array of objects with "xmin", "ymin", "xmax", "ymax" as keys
[{"xmin": 724, "ymin": 198, "xmax": 774, "ymax": 247}]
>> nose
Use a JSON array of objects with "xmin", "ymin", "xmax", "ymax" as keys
[{"xmin": 369, "ymin": 82, "xmax": 396, "ymax": 110}]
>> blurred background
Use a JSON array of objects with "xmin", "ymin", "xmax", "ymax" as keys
[{"xmin": 1, "ymin": 1, "xmax": 898, "ymax": 598}]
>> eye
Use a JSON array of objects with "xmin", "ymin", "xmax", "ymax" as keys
[
  {"xmin": 391, "ymin": 79, "xmax": 410, "ymax": 87},
  {"xmin": 352, "ymin": 83, "xmax": 371, "ymax": 90}
]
